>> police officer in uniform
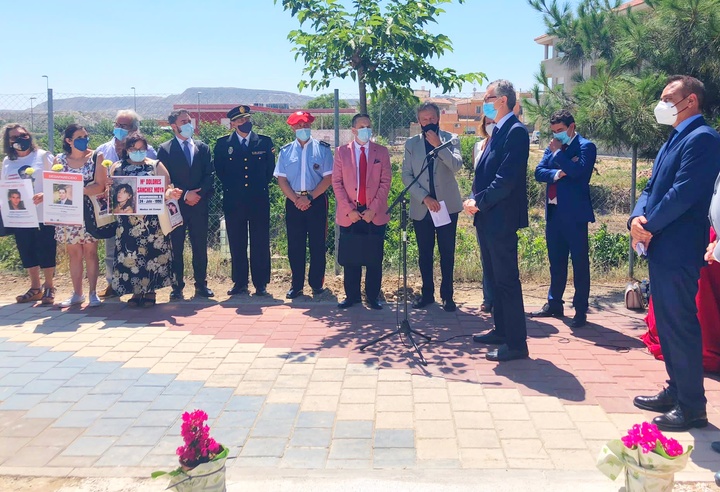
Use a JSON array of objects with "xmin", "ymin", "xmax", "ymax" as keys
[
  {"xmin": 274, "ymin": 111, "xmax": 334, "ymax": 299},
  {"xmin": 214, "ymin": 105, "xmax": 275, "ymax": 296}
]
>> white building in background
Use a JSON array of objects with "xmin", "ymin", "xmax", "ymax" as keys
[{"xmin": 534, "ymin": 0, "xmax": 648, "ymax": 93}]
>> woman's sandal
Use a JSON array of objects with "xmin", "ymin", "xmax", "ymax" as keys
[
  {"xmin": 127, "ymin": 295, "xmax": 143, "ymax": 307},
  {"xmin": 41, "ymin": 287, "xmax": 56, "ymax": 305},
  {"xmin": 142, "ymin": 293, "xmax": 156, "ymax": 307},
  {"xmin": 16, "ymin": 287, "xmax": 42, "ymax": 304}
]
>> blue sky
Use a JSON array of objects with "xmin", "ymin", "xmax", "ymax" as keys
[{"xmin": 5, "ymin": 0, "xmax": 580, "ymax": 97}]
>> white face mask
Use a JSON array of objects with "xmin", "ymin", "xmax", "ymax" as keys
[
  {"xmin": 485, "ymin": 123, "xmax": 496, "ymax": 136},
  {"xmin": 654, "ymin": 101, "xmax": 677, "ymax": 126}
]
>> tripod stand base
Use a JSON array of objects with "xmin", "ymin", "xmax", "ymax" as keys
[{"xmin": 359, "ymin": 319, "xmax": 432, "ymax": 366}]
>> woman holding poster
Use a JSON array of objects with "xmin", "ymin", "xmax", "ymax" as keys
[
  {"xmin": 1, "ymin": 123, "xmax": 56, "ymax": 304},
  {"xmin": 109, "ymin": 133, "xmax": 182, "ymax": 307},
  {"xmin": 53, "ymin": 124, "xmax": 108, "ymax": 308}
]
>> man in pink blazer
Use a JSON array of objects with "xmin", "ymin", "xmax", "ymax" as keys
[{"xmin": 332, "ymin": 113, "xmax": 392, "ymax": 309}]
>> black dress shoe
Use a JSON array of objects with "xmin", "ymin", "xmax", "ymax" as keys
[
  {"xmin": 441, "ymin": 299, "xmax": 456, "ymax": 312},
  {"xmin": 255, "ymin": 286, "xmax": 268, "ymax": 296},
  {"xmin": 529, "ymin": 303, "xmax": 564, "ymax": 318},
  {"xmin": 570, "ymin": 314, "xmax": 587, "ymax": 328},
  {"xmin": 633, "ymin": 388, "xmax": 677, "ymax": 413},
  {"xmin": 286, "ymin": 288, "xmax": 303, "ymax": 299},
  {"xmin": 367, "ymin": 300, "xmax": 383, "ymax": 310},
  {"xmin": 195, "ymin": 286, "xmax": 214, "ymax": 298},
  {"xmin": 338, "ymin": 298, "xmax": 360, "ymax": 309},
  {"xmin": 312, "ymin": 287, "xmax": 327, "ymax": 295},
  {"xmin": 412, "ymin": 297, "xmax": 435, "ymax": 309},
  {"xmin": 227, "ymin": 285, "xmax": 249, "ymax": 296},
  {"xmin": 472, "ymin": 330, "xmax": 506, "ymax": 345},
  {"xmin": 486, "ymin": 344, "xmax": 529, "ymax": 362},
  {"xmin": 711, "ymin": 441, "xmax": 720, "ymax": 454},
  {"xmin": 169, "ymin": 289, "xmax": 184, "ymax": 300},
  {"xmin": 653, "ymin": 405, "xmax": 708, "ymax": 432}
]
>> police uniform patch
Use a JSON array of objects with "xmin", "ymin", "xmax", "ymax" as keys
[
  {"xmin": 228, "ymin": 147, "xmax": 234, "ymax": 154},
  {"xmin": 252, "ymin": 151, "xmax": 266, "ymax": 155}
]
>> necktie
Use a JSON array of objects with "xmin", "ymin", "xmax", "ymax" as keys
[
  {"xmin": 183, "ymin": 140, "xmax": 192, "ymax": 167},
  {"xmin": 547, "ymin": 144, "xmax": 568, "ymax": 202},
  {"xmin": 358, "ymin": 146, "xmax": 367, "ymax": 205}
]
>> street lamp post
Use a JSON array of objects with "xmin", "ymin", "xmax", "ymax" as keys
[
  {"xmin": 29, "ymin": 97, "xmax": 36, "ymax": 131},
  {"xmin": 131, "ymin": 87, "xmax": 136, "ymax": 112},
  {"xmin": 196, "ymin": 92, "xmax": 202, "ymax": 128},
  {"xmin": 42, "ymin": 75, "xmax": 54, "ymax": 153}
]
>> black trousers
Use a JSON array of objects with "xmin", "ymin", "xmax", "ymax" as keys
[
  {"xmin": 413, "ymin": 213, "xmax": 458, "ymax": 301},
  {"xmin": 15, "ymin": 224, "xmax": 56, "ymax": 269},
  {"xmin": 340, "ymin": 220, "xmax": 386, "ymax": 301},
  {"xmin": 649, "ymin": 260, "xmax": 706, "ymax": 412},
  {"xmin": 546, "ymin": 206, "xmax": 590, "ymax": 314},
  {"xmin": 285, "ymin": 193, "xmax": 327, "ymax": 291},
  {"xmin": 477, "ymin": 226, "xmax": 528, "ymax": 352},
  {"xmin": 170, "ymin": 201, "xmax": 208, "ymax": 290},
  {"xmin": 225, "ymin": 198, "xmax": 271, "ymax": 288}
]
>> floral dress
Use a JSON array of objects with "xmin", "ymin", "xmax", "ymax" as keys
[
  {"xmin": 54, "ymin": 153, "xmax": 97, "ymax": 244},
  {"xmin": 111, "ymin": 160, "xmax": 173, "ymax": 295}
]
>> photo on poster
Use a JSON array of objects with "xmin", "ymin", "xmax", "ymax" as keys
[
  {"xmin": 53, "ymin": 184, "xmax": 74, "ymax": 205},
  {"xmin": 111, "ymin": 178, "xmax": 137, "ymax": 215},
  {"xmin": 42, "ymin": 171, "xmax": 84, "ymax": 226},
  {"xmin": 0, "ymin": 179, "xmax": 39, "ymax": 228}
]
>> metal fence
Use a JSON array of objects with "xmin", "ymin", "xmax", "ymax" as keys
[{"xmin": 0, "ymin": 89, "xmax": 642, "ymax": 279}]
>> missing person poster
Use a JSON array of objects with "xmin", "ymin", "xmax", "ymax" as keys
[
  {"xmin": 0, "ymin": 179, "xmax": 39, "ymax": 228},
  {"xmin": 110, "ymin": 175, "xmax": 165, "ymax": 215},
  {"xmin": 166, "ymin": 199, "xmax": 183, "ymax": 228},
  {"xmin": 42, "ymin": 171, "xmax": 84, "ymax": 226}
]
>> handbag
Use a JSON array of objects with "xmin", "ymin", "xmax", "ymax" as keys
[
  {"xmin": 337, "ymin": 225, "xmax": 385, "ymax": 267},
  {"xmin": 84, "ymin": 153, "xmax": 117, "ymax": 239},
  {"xmin": 625, "ymin": 281, "xmax": 646, "ymax": 310}
]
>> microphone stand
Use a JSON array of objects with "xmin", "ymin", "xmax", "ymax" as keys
[{"xmin": 360, "ymin": 146, "xmax": 445, "ymax": 366}]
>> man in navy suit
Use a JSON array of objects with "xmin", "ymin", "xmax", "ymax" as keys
[
  {"xmin": 532, "ymin": 110, "xmax": 596, "ymax": 328},
  {"xmin": 630, "ymin": 75, "xmax": 720, "ymax": 431},
  {"xmin": 466, "ymin": 79, "xmax": 530, "ymax": 362},
  {"xmin": 157, "ymin": 109, "xmax": 215, "ymax": 299}
]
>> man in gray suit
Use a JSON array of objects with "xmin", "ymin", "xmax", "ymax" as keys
[{"xmin": 402, "ymin": 102, "xmax": 463, "ymax": 312}]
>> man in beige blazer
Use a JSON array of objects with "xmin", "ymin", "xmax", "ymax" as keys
[{"xmin": 401, "ymin": 102, "xmax": 463, "ymax": 312}]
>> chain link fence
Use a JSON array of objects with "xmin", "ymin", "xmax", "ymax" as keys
[{"xmin": 0, "ymin": 90, "xmax": 643, "ymax": 280}]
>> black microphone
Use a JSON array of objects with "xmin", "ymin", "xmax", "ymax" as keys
[{"xmin": 427, "ymin": 138, "xmax": 459, "ymax": 156}]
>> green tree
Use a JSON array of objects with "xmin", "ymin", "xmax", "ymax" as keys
[
  {"xmin": 274, "ymin": 0, "xmax": 484, "ymax": 113},
  {"xmin": 367, "ymin": 89, "xmax": 418, "ymax": 140},
  {"xmin": 306, "ymin": 94, "xmax": 350, "ymax": 109}
]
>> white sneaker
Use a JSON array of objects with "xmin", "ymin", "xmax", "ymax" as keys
[
  {"xmin": 88, "ymin": 292, "xmax": 102, "ymax": 308},
  {"xmin": 59, "ymin": 293, "xmax": 85, "ymax": 308}
]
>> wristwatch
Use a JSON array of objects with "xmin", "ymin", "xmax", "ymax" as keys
[{"xmin": 307, "ymin": 193, "xmax": 314, "ymax": 203}]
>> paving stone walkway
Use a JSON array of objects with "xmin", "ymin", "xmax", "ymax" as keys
[{"xmin": 0, "ymin": 297, "xmax": 717, "ymax": 486}]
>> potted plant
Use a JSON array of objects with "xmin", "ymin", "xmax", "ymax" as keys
[
  {"xmin": 597, "ymin": 421, "xmax": 692, "ymax": 491},
  {"xmin": 152, "ymin": 409, "xmax": 228, "ymax": 491}
]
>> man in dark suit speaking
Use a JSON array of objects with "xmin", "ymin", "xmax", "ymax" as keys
[
  {"xmin": 630, "ymin": 75, "xmax": 720, "ymax": 431},
  {"xmin": 532, "ymin": 109, "xmax": 596, "ymax": 328},
  {"xmin": 157, "ymin": 109, "xmax": 215, "ymax": 299},
  {"xmin": 466, "ymin": 79, "xmax": 530, "ymax": 362}
]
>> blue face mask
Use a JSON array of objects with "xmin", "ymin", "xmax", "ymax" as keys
[
  {"xmin": 113, "ymin": 127, "xmax": 129, "ymax": 141},
  {"xmin": 483, "ymin": 102, "xmax": 498, "ymax": 121},
  {"xmin": 356, "ymin": 128, "xmax": 372, "ymax": 143},
  {"xmin": 73, "ymin": 137, "xmax": 89, "ymax": 151},
  {"xmin": 295, "ymin": 128, "xmax": 311, "ymax": 141},
  {"xmin": 553, "ymin": 130, "xmax": 571, "ymax": 145},
  {"xmin": 128, "ymin": 150, "xmax": 147, "ymax": 162},
  {"xmin": 180, "ymin": 123, "xmax": 194, "ymax": 139}
]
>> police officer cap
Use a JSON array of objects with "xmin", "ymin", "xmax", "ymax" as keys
[
  {"xmin": 286, "ymin": 111, "xmax": 315, "ymax": 125},
  {"xmin": 227, "ymin": 105, "xmax": 253, "ymax": 121}
]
